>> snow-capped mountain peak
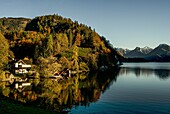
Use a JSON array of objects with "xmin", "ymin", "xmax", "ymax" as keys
[{"xmin": 115, "ymin": 44, "xmax": 170, "ymax": 61}]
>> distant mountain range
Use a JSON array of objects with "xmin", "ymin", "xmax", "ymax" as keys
[{"xmin": 115, "ymin": 44, "xmax": 170, "ymax": 62}]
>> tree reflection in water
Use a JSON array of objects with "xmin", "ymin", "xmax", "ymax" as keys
[{"xmin": 0, "ymin": 67, "xmax": 120, "ymax": 112}]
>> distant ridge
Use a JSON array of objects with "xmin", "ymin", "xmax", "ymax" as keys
[
  {"xmin": 125, "ymin": 46, "xmax": 153, "ymax": 58},
  {"xmin": 116, "ymin": 44, "xmax": 170, "ymax": 62},
  {"xmin": 146, "ymin": 44, "xmax": 170, "ymax": 61}
]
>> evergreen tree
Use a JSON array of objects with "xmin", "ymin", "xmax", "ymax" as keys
[
  {"xmin": 34, "ymin": 45, "xmax": 39, "ymax": 59},
  {"xmin": 68, "ymin": 30, "xmax": 73, "ymax": 48},
  {"xmin": 71, "ymin": 45, "xmax": 79, "ymax": 71},
  {"xmin": 45, "ymin": 34, "xmax": 54, "ymax": 57},
  {"xmin": 37, "ymin": 21, "xmax": 43, "ymax": 32}
]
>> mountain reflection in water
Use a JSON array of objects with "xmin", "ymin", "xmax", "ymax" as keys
[
  {"xmin": 120, "ymin": 63, "xmax": 170, "ymax": 79},
  {"xmin": 0, "ymin": 67, "xmax": 120, "ymax": 112},
  {"xmin": 120, "ymin": 67, "xmax": 170, "ymax": 79}
]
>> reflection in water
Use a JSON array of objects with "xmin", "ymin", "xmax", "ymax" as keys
[
  {"xmin": 1, "ymin": 63, "xmax": 170, "ymax": 113},
  {"xmin": 0, "ymin": 67, "xmax": 120, "ymax": 112},
  {"xmin": 120, "ymin": 67, "xmax": 170, "ymax": 79},
  {"xmin": 70, "ymin": 63, "xmax": 170, "ymax": 114}
]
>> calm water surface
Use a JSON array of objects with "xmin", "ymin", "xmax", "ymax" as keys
[
  {"xmin": 0, "ymin": 63, "xmax": 170, "ymax": 114},
  {"xmin": 70, "ymin": 63, "xmax": 170, "ymax": 114}
]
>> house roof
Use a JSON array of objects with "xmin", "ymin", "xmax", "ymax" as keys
[
  {"xmin": 17, "ymin": 60, "xmax": 26, "ymax": 64},
  {"xmin": 10, "ymin": 59, "xmax": 32, "ymax": 65},
  {"xmin": 19, "ymin": 59, "xmax": 31, "ymax": 64}
]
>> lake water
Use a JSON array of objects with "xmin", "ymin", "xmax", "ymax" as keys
[
  {"xmin": 70, "ymin": 63, "xmax": 170, "ymax": 114},
  {"xmin": 0, "ymin": 63, "xmax": 170, "ymax": 113}
]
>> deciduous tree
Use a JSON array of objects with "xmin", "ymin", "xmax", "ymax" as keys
[{"xmin": 0, "ymin": 33, "xmax": 9, "ymax": 69}]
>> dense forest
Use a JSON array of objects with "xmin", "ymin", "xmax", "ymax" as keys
[{"xmin": 0, "ymin": 14, "xmax": 124, "ymax": 76}]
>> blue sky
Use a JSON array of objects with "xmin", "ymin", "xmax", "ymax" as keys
[{"xmin": 0, "ymin": 0, "xmax": 170, "ymax": 49}]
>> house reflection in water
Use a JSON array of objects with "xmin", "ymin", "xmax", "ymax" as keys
[{"xmin": 0, "ymin": 68, "xmax": 120, "ymax": 112}]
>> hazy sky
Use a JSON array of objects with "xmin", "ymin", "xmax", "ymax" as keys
[{"xmin": 0, "ymin": 0, "xmax": 170, "ymax": 49}]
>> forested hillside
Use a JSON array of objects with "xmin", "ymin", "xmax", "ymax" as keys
[
  {"xmin": 0, "ymin": 17, "xmax": 30, "ymax": 32},
  {"xmin": 0, "ymin": 14, "xmax": 123, "ymax": 73}
]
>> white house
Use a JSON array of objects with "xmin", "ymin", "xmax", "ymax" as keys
[{"xmin": 14, "ymin": 59, "xmax": 31, "ymax": 74}]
